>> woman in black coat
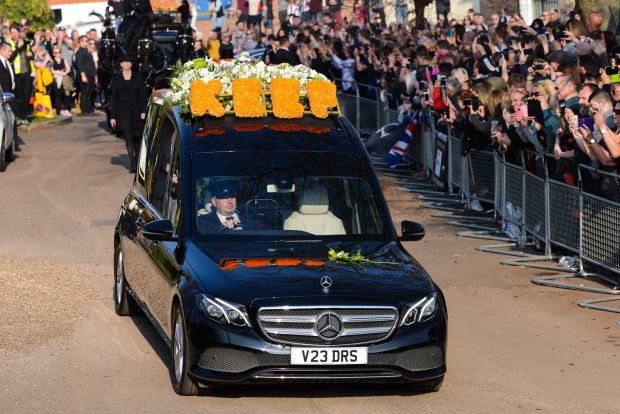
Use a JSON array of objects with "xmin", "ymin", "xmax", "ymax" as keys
[{"xmin": 110, "ymin": 55, "xmax": 147, "ymax": 173}]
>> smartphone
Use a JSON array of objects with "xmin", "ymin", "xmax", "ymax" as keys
[
  {"xmin": 577, "ymin": 117, "xmax": 595, "ymax": 131},
  {"xmin": 523, "ymin": 48, "xmax": 534, "ymax": 56},
  {"xmin": 559, "ymin": 99, "xmax": 566, "ymax": 115},
  {"xmin": 533, "ymin": 63, "xmax": 546, "ymax": 70},
  {"xmin": 424, "ymin": 91, "xmax": 430, "ymax": 101},
  {"xmin": 470, "ymin": 96, "xmax": 480, "ymax": 111},
  {"xmin": 515, "ymin": 104, "xmax": 528, "ymax": 122},
  {"xmin": 527, "ymin": 99, "xmax": 542, "ymax": 120}
]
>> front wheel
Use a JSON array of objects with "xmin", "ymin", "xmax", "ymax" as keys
[
  {"xmin": 171, "ymin": 305, "xmax": 200, "ymax": 396},
  {"xmin": 113, "ymin": 245, "xmax": 139, "ymax": 316},
  {"xmin": 0, "ymin": 133, "xmax": 7, "ymax": 172},
  {"xmin": 5, "ymin": 134, "xmax": 15, "ymax": 162}
]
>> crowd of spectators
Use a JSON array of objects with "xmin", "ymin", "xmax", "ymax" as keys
[
  {"xmin": 2, "ymin": 3, "xmax": 620, "ymax": 202},
  {"xmin": 0, "ymin": 18, "xmax": 104, "ymax": 123},
  {"xmin": 206, "ymin": 5, "xmax": 620, "ymax": 201},
  {"xmin": 226, "ymin": 6, "xmax": 617, "ymax": 203}
]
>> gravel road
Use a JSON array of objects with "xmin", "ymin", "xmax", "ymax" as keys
[{"xmin": 0, "ymin": 115, "xmax": 618, "ymax": 413}]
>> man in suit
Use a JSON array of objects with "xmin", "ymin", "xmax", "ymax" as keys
[
  {"xmin": 75, "ymin": 36, "xmax": 96, "ymax": 115},
  {"xmin": 196, "ymin": 180, "xmax": 246, "ymax": 233},
  {"xmin": 0, "ymin": 42, "xmax": 14, "ymax": 95},
  {"xmin": 0, "ymin": 41, "xmax": 20, "ymax": 151},
  {"xmin": 271, "ymin": 36, "xmax": 297, "ymax": 65}
]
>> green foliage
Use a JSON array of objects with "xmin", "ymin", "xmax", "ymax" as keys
[
  {"xmin": 327, "ymin": 248, "xmax": 397, "ymax": 271},
  {"xmin": 0, "ymin": 0, "xmax": 55, "ymax": 30}
]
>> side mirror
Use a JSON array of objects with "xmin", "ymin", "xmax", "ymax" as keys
[
  {"xmin": 142, "ymin": 219, "xmax": 179, "ymax": 242},
  {"xmin": 400, "ymin": 220, "xmax": 425, "ymax": 241},
  {"xmin": 2, "ymin": 92, "xmax": 15, "ymax": 104}
]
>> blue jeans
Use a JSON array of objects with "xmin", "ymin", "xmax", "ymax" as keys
[{"xmin": 395, "ymin": 6, "xmax": 408, "ymax": 25}]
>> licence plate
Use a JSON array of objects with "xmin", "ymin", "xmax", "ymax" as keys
[{"xmin": 291, "ymin": 347, "xmax": 368, "ymax": 365}]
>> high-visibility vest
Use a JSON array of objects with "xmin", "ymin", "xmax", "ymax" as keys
[{"xmin": 6, "ymin": 38, "xmax": 35, "ymax": 74}]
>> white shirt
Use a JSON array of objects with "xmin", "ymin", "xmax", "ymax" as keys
[
  {"xmin": 248, "ymin": 0, "xmax": 261, "ymax": 16},
  {"xmin": 215, "ymin": 211, "xmax": 242, "ymax": 229},
  {"xmin": 0, "ymin": 56, "xmax": 15, "ymax": 90}
]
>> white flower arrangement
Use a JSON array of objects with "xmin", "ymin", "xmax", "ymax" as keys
[{"xmin": 168, "ymin": 56, "xmax": 329, "ymax": 115}]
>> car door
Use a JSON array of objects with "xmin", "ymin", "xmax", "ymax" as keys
[
  {"xmin": 134, "ymin": 112, "xmax": 183, "ymax": 331},
  {"xmin": 147, "ymin": 134, "xmax": 184, "ymax": 334},
  {"xmin": 121, "ymin": 101, "xmax": 160, "ymax": 304}
]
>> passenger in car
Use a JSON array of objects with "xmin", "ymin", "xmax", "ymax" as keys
[
  {"xmin": 196, "ymin": 180, "xmax": 245, "ymax": 232},
  {"xmin": 283, "ymin": 181, "xmax": 346, "ymax": 235}
]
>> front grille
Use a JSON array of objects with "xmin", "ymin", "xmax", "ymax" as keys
[
  {"xmin": 257, "ymin": 306, "xmax": 398, "ymax": 346},
  {"xmin": 197, "ymin": 346, "xmax": 443, "ymax": 374}
]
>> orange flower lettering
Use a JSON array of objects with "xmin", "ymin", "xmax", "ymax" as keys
[
  {"xmin": 307, "ymin": 80, "xmax": 338, "ymax": 118},
  {"xmin": 232, "ymin": 78, "xmax": 266, "ymax": 118},
  {"xmin": 270, "ymin": 78, "xmax": 304, "ymax": 119},
  {"xmin": 189, "ymin": 79, "xmax": 225, "ymax": 118}
]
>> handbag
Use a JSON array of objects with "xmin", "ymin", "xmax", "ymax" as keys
[
  {"xmin": 40, "ymin": 67, "xmax": 54, "ymax": 87},
  {"xmin": 33, "ymin": 91, "xmax": 53, "ymax": 119}
]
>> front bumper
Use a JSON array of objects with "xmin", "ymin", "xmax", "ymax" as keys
[{"xmin": 186, "ymin": 310, "xmax": 447, "ymax": 385}]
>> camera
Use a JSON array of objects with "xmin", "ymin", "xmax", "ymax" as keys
[
  {"xmin": 470, "ymin": 96, "xmax": 480, "ymax": 111},
  {"xmin": 559, "ymin": 99, "xmax": 566, "ymax": 109},
  {"xmin": 533, "ymin": 63, "xmax": 546, "ymax": 70}
]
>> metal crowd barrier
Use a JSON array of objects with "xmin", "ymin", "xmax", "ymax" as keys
[
  {"xmin": 342, "ymin": 87, "xmax": 620, "ymax": 311},
  {"xmin": 336, "ymin": 81, "xmax": 399, "ymax": 134}
]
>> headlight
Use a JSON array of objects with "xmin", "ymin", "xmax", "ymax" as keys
[
  {"xmin": 198, "ymin": 294, "xmax": 251, "ymax": 328},
  {"xmin": 400, "ymin": 294, "xmax": 437, "ymax": 326}
]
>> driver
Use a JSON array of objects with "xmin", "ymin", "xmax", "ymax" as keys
[{"xmin": 196, "ymin": 180, "xmax": 244, "ymax": 233}]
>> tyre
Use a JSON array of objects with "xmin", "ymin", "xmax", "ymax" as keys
[
  {"xmin": 6, "ymin": 135, "xmax": 16, "ymax": 162},
  {"xmin": 0, "ymin": 133, "xmax": 7, "ymax": 172},
  {"xmin": 113, "ymin": 244, "xmax": 139, "ymax": 316},
  {"xmin": 411, "ymin": 375, "xmax": 444, "ymax": 393},
  {"xmin": 171, "ymin": 305, "xmax": 200, "ymax": 396}
]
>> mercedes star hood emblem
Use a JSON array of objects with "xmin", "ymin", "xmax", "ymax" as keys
[{"xmin": 320, "ymin": 275, "xmax": 332, "ymax": 293}]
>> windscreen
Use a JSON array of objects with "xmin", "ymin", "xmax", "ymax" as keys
[{"xmin": 192, "ymin": 151, "xmax": 388, "ymax": 239}]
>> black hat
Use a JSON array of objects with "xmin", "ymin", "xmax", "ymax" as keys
[{"xmin": 210, "ymin": 180, "xmax": 237, "ymax": 199}]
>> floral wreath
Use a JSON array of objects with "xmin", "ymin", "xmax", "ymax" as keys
[{"xmin": 168, "ymin": 56, "xmax": 337, "ymax": 118}]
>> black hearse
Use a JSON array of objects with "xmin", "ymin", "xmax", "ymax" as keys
[{"xmin": 113, "ymin": 90, "xmax": 447, "ymax": 395}]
